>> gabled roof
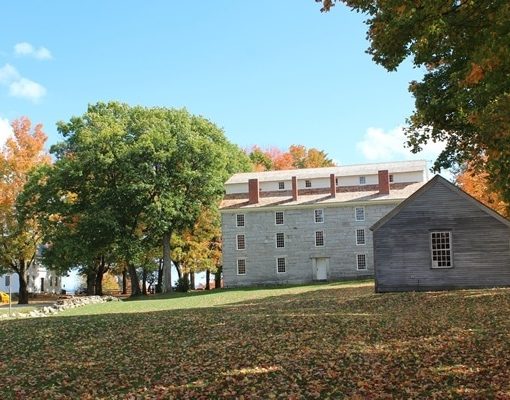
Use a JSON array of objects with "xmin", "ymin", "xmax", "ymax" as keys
[
  {"xmin": 370, "ymin": 175, "xmax": 510, "ymax": 231},
  {"xmin": 225, "ymin": 160, "xmax": 427, "ymax": 185}
]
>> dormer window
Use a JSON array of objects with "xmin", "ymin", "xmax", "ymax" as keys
[
  {"xmin": 278, "ymin": 181, "xmax": 285, "ymax": 190},
  {"xmin": 359, "ymin": 176, "xmax": 366, "ymax": 185},
  {"xmin": 305, "ymin": 180, "xmax": 312, "ymax": 188}
]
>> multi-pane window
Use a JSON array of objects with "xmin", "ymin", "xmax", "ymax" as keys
[
  {"xmin": 276, "ymin": 257, "xmax": 286, "ymax": 273},
  {"xmin": 314, "ymin": 209, "xmax": 324, "ymax": 223},
  {"xmin": 275, "ymin": 211, "xmax": 284, "ymax": 225},
  {"xmin": 236, "ymin": 214, "xmax": 245, "ymax": 227},
  {"xmin": 278, "ymin": 181, "xmax": 285, "ymax": 190},
  {"xmin": 276, "ymin": 232, "xmax": 285, "ymax": 248},
  {"xmin": 357, "ymin": 254, "xmax": 367, "ymax": 270},
  {"xmin": 315, "ymin": 231, "xmax": 324, "ymax": 247},
  {"xmin": 305, "ymin": 180, "xmax": 312, "ymax": 188},
  {"xmin": 237, "ymin": 259, "xmax": 246, "ymax": 275},
  {"xmin": 356, "ymin": 228, "xmax": 366, "ymax": 245},
  {"xmin": 389, "ymin": 174, "xmax": 394, "ymax": 183},
  {"xmin": 430, "ymin": 231, "xmax": 453, "ymax": 268},
  {"xmin": 236, "ymin": 234, "xmax": 246, "ymax": 250},
  {"xmin": 355, "ymin": 207, "xmax": 365, "ymax": 221},
  {"xmin": 359, "ymin": 176, "xmax": 366, "ymax": 185}
]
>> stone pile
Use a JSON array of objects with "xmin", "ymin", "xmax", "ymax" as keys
[{"xmin": 0, "ymin": 295, "xmax": 119, "ymax": 320}]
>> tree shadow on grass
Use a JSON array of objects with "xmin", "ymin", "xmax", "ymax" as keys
[{"xmin": 124, "ymin": 278, "xmax": 374, "ymax": 302}]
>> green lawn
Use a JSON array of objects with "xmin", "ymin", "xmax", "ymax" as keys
[
  {"xmin": 1, "ymin": 281, "xmax": 509, "ymax": 399},
  {"xmin": 0, "ymin": 305, "xmax": 36, "ymax": 315}
]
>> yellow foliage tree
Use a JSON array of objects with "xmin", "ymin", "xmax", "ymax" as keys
[
  {"xmin": 0, "ymin": 117, "xmax": 51, "ymax": 303},
  {"xmin": 456, "ymin": 163, "xmax": 509, "ymax": 218}
]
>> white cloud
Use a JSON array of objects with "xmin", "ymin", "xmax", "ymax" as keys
[
  {"xmin": 14, "ymin": 42, "xmax": 33, "ymax": 55},
  {"xmin": 14, "ymin": 42, "xmax": 52, "ymax": 60},
  {"xmin": 0, "ymin": 64, "xmax": 20, "ymax": 84},
  {"xmin": 356, "ymin": 126, "xmax": 445, "ymax": 163},
  {"xmin": 0, "ymin": 63, "xmax": 46, "ymax": 102},
  {"xmin": 0, "ymin": 118, "xmax": 13, "ymax": 145},
  {"xmin": 9, "ymin": 78, "xmax": 46, "ymax": 102},
  {"xmin": 35, "ymin": 47, "xmax": 52, "ymax": 60}
]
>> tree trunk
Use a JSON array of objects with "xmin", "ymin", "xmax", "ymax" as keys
[
  {"xmin": 122, "ymin": 268, "xmax": 128, "ymax": 294},
  {"xmin": 86, "ymin": 269, "xmax": 96, "ymax": 295},
  {"xmin": 214, "ymin": 265, "xmax": 222, "ymax": 290},
  {"xmin": 156, "ymin": 258, "xmax": 163, "ymax": 293},
  {"xmin": 128, "ymin": 263, "xmax": 141, "ymax": 296},
  {"xmin": 190, "ymin": 271, "xmax": 195, "ymax": 290},
  {"xmin": 205, "ymin": 269, "xmax": 210, "ymax": 290},
  {"xmin": 174, "ymin": 261, "xmax": 182, "ymax": 279},
  {"xmin": 95, "ymin": 256, "xmax": 106, "ymax": 296},
  {"xmin": 142, "ymin": 268, "xmax": 147, "ymax": 296},
  {"xmin": 162, "ymin": 231, "xmax": 172, "ymax": 293},
  {"xmin": 17, "ymin": 259, "xmax": 29, "ymax": 304}
]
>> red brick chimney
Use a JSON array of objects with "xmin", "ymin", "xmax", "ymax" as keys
[
  {"xmin": 248, "ymin": 178, "xmax": 259, "ymax": 204},
  {"xmin": 291, "ymin": 176, "xmax": 298, "ymax": 201},
  {"xmin": 330, "ymin": 174, "xmax": 336, "ymax": 198},
  {"xmin": 378, "ymin": 170, "xmax": 390, "ymax": 195}
]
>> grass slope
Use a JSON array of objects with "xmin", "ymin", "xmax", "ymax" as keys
[{"xmin": 0, "ymin": 281, "xmax": 509, "ymax": 399}]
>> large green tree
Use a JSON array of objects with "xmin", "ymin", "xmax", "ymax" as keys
[
  {"xmin": 318, "ymin": 0, "xmax": 510, "ymax": 201},
  {"xmin": 22, "ymin": 102, "xmax": 249, "ymax": 295}
]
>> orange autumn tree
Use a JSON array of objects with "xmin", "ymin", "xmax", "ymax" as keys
[
  {"xmin": 0, "ymin": 117, "xmax": 51, "ymax": 304},
  {"xmin": 248, "ymin": 144, "xmax": 335, "ymax": 171},
  {"xmin": 456, "ymin": 163, "xmax": 509, "ymax": 218}
]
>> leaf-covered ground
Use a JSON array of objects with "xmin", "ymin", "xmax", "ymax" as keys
[{"xmin": 1, "ymin": 281, "xmax": 510, "ymax": 399}]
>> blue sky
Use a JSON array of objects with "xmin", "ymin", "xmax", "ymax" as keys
[{"xmin": 0, "ymin": 1, "xmax": 444, "ymax": 166}]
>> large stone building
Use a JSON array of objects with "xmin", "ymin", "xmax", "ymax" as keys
[{"xmin": 220, "ymin": 160, "xmax": 428, "ymax": 287}]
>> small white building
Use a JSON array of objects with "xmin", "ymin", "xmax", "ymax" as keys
[{"xmin": 0, "ymin": 262, "xmax": 61, "ymax": 294}]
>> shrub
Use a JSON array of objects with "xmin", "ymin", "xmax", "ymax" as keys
[{"xmin": 175, "ymin": 277, "xmax": 190, "ymax": 293}]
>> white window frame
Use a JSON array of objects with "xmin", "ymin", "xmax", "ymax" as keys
[
  {"xmin": 278, "ymin": 181, "xmax": 285, "ymax": 190},
  {"xmin": 430, "ymin": 231, "xmax": 453, "ymax": 268},
  {"xmin": 315, "ymin": 231, "xmax": 324, "ymax": 247},
  {"xmin": 356, "ymin": 228, "xmax": 366, "ymax": 245},
  {"xmin": 359, "ymin": 176, "xmax": 366, "ymax": 185},
  {"xmin": 275, "ymin": 211, "xmax": 284, "ymax": 225},
  {"xmin": 305, "ymin": 180, "xmax": 312, "ymax": 188},
  {"xmin": 275, "ymin": 232, "xmax": 285, "ymax": 248},
  {"xmin": 236, "ymin": 234, "xmax": 246, "ymax": 250},
  {"xmin": 355, "ymin": 207, "xmax": 365, "ymax": 222},
  {"xmin": 276, "ymin": 257, "xmax": 286, "ymax": 274},
  {"xmin": 237, "ymin": 258, "xmax": 247, "ymax": 275},
  {"xmin": 314, "ymin": 209, "xmax": 324, "ymax": 224},
  {"xmin": 236, "ymin": 214, "xmax": 245, "ymax": 228},
  {"xmin": 356, "ymin": 254, "xmax": 367, "ymax": 270}
]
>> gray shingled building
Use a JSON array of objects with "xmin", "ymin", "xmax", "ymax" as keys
[
  {"xmin": 220, "ymin": 160, "xmax": 428, "ymax": 287},
  {"xmin": 371, "ymin": 175, "xmax": 510, "ymax": 292}
]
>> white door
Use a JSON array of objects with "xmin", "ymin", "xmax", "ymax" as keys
[{"xmin": 315, "ymin": 258, "xmax": 328, "ymax": 280}]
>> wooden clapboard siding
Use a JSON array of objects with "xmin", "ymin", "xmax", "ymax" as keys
[{"xmin": 373, "ymin": 177, "xmax": 510, "ymax": 292}]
